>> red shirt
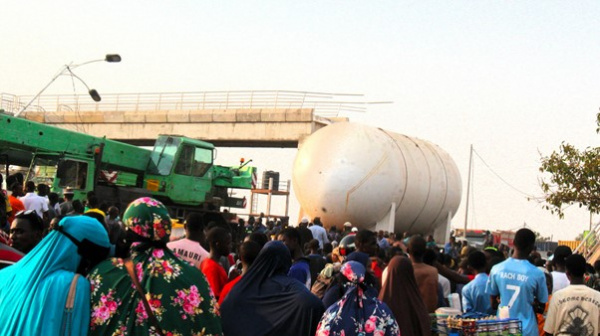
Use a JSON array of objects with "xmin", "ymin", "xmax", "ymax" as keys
[
  {"xmin": 8, "ymin": 195, "xmax": 24, "ymax": 224},
  {"xmin": 371, "ymin": 259, "xmax": 383, "ymax": 280},
  {"xmin": 218, "ymin": 275, "xmax": 241, "ymax": 305},
  {"xmin": 200, "ymin": 258, "xmax": 228, "ymax": 300}
]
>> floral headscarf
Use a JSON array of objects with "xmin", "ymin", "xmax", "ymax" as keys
[
  {"xmin": 88, "ymin": 197, "xmax": 222, "ymax": 336},
  {"xmin": 123, "ymin": 197, "xmax": 171, "ymax": 243},
  {"xmin": 341, "ymin": 260, "xmax": 366, "ymax": 284},
  {"xmin": 316, "ymin": 261, "xmax": 400, "ymax": 336}
]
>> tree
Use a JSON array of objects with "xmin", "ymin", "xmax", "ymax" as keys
[
  {"xmin": 534, "ymin": 230, "xmax": 552, "ymax": 242},
  {"xmin": 539, "ymin": 113, "xmax": 600, "ymax": 218}
]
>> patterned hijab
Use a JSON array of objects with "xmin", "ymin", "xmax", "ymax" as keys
[
  {"xmin": 123, "ymin": 197, "xmax": 171, "ymax": 249},
  {"xmin": 88, "ymin": 197, "xmax": 222, "ymax": 336},
  {"xmin": 316, "ymin": 261, "xmax": 400, "ymax": 336}
]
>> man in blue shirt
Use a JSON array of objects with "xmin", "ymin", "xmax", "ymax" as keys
[
  {"xmin": 486, "ymin": 228, "xmax": 548, "ymax": 336},
  {"xmin": 445, "ymin": 236, "xmax": 458, "ymax": 259},
  {"xmin": 462, "ymin": 251, "xmax": 493, "ymax": 314},
  {"xmin": 278, "ymin": 228, "xmax": 311, "ymax": 288}
]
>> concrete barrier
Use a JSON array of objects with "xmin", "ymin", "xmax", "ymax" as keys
[
  {"xmin": 236, "ymin": 109, "xmax": 262, "ymax": 122},
  {"xmin": 211, "ymin": 109, "xmax": 235, "ymax": 122},
  {"xmin": 166, "ymin": 110, "xmax": 190, "ymax": 123},
  {"xmin": 29, "ymin": 107, "xmax": 322, "ymax": 147},
  {"xmin": 189, "ymin": 110, "xmax": 213, "ymax": 122},
  {"xmin": 145, "ymin": 110, "xmax": 168, "ymax": 123},
  {"xmin": 104, "ymin": 111, "xmax": 126, "ymax": 123}
]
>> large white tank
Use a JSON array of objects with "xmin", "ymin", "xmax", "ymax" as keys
[{"xmin": 292, "ymin": 122, "xmax": 461, "ymax": 235}]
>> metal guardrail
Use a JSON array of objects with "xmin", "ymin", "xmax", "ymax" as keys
[
  {"xmin": 1, "ymin": 91, "xmax": 389, "ymax": 118},
  {"xmin": 254, "ymin": 178, "xmax": 291, "ymax": 193},
  {"xmin": 573, "ymin": 220, "xmax": 600, "ymax": 260}
]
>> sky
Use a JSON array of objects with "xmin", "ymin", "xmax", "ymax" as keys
[{"xmin": 2, "ymin": 1, "xmax": 600, "ymax": 240}]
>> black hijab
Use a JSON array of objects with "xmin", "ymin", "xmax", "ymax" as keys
[{"xmin": 221, "ymin": 240, "xmax": 325, "ymax": 336}]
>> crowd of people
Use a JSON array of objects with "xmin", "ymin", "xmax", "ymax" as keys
[{"xmin": 0, "ymin": 177, "xmax": 599, "ymax": 336}]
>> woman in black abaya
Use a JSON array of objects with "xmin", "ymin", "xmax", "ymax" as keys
[{"xmin": 220, "ymin": 240, "xmax": 325, "ymax": 336}]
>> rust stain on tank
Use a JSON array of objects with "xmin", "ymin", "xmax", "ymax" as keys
[{"xmin": 345, "ymin": 154, "xmax": 388, "ymax": 211}]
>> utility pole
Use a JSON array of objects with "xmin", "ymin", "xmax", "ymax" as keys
[{"xmin": 464, "ymin": 144, "xmax": 473, "ymax": 238}]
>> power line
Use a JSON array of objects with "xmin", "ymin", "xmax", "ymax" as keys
[{"xmin": 471, "ymin": 147, "xmax": 537, "ymax": 199}]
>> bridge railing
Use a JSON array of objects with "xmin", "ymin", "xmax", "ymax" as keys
[{"xmin": 1, "ymin": 91, "xmax": 383, "ymax": 118}]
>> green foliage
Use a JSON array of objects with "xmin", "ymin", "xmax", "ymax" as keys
[
  {"xmin": 575, "ymin": 230, "xmax": 596, "ymax": 243},
  {"xmin": 539, "ymin": 112, "xmax": 600, "ymax": 218},
  {"xmin": 534, "ymin": 230, "xmax": 552, "ymax": 242}
]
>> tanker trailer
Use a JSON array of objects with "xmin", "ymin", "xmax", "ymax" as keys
[{"xmin": 292, "ymin": 122, "xmax": 461, "ymax": 241}]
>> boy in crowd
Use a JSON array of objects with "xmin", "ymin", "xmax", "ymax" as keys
[
  {"xmin": 7, "ymin": 183, "xmax": 24, "ymax": 225},
  {"xmin": 462, "ymin": 251, "xmax": 493, "ymax": 314},
  {"xmin": 199, "ymin": 226, "xmax": 231, "ymax": 301},
  {"xmin": 486, "ymin": 228, "xmax": 548, "ymax": 336},
  {"xmin": 219, "ymin": 240, "xmax": 261, "ymax": 305},
  {"xmin": 551, "ymin": 245, "xmax": 572, "ymax": 294},
  {"xmin": 278, "ymin": 228, "xmax": 311, "ymax": 288},
  {"xmin": 544, "ymin": 254, "xmax": 600, "ymax": 336},
  {"xmin": 168, "ymin": 212, "xmax": 209, "ymax": 268},
  {"xmin": 409, "ymin": 235, "xmax": 439, "ymax": 313},
  {"xmin": 19, "ymin": 181, "xmax": 48, "ymax": 221}
]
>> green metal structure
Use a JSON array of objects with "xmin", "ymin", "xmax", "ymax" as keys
[{"xmin": 0, "ymin": 110, "xmax": 256, "ymax": 219}]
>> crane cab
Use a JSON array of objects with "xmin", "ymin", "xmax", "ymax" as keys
[{"xmin": 145, "ymin": 135, "xmax": 215, "ymax": 206}]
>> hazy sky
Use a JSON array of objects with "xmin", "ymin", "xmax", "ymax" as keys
[{"xmin": 2, "ymin": 1, "xmax": 600, "ymax": 240}]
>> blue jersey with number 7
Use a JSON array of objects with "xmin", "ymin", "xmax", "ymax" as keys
[{"xmin": 486, "ymin": 258, "xmax": 548, "ymax": 336}]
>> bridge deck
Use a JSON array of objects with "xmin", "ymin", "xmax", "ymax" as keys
[{"xmin": 0, "ymin": 90, "xmax": 371, "ymax": 147}]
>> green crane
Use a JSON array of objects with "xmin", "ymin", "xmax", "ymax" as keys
[{"xmin": 0, "ymin": 110, "xmax": 256, "ymax": 222}]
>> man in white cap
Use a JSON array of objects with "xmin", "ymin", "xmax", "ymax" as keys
[
  {"xmin": 297, "ymin": 216, "xmax": 314, "ymax": 248},
  {"xmin": 342, "ymin": 221, "xmax": 353, "ymax": 237}
]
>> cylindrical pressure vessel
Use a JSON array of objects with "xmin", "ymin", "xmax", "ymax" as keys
[{"xmin": 292, "ymin": 122, "xmax": 461, "ymax": 234}]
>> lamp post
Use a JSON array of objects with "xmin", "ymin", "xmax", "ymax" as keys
[{"xmin": 15, "ymin": 54, "xmax": 121, "ymax": 117}]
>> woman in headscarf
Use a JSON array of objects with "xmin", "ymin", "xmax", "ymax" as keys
[
  {"xmin": 316, "ymin": 261, "xmax": 400, "ymax": 336},
  {"xmin": 88, "ymin": 197, "xmax": 222, "ymax": 336},
  {"xmin": 220, "ymin": 240, "xmax": 325, "ymax": 336},
  {"xmin": 0, "ymin": 215, "xmax": 110, "ymax": 335},
  {"xmin": 379, "ymin": 256, "xmax": 431, "ymax": 336},
  {"xmin": 322, "ymin": 251, "xmax": 380, "ymax": 309}
]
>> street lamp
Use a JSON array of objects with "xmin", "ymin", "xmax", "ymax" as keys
[{"xmin": 15, "ymin": 54, "xmax": 121, "ymax": 117}]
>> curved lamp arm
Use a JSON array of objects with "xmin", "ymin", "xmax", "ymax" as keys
[{"xmin": 15, "ymin": 54, "xmax": 120, "ymax": 117}]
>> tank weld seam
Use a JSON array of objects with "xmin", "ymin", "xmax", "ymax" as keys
[
  {"xmin": 379, "ymin": 129, "xmax": 409, "ymax": 212},
  {"xmin": 407, "ymin": 138, "xmax": 432, "ymax": 233},
  {"xmin": 423, "ymin": 141, "xmax": 450, "ymax": 233},
  {"xmin": 345, "ymin": 154, "xmax": 388, "ymax": 211}
]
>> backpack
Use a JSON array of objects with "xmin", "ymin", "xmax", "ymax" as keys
[
  {"xmin": 310, "ymin": 263, "xmax": 339, "ymax": 299},
  {"xmin": 310, "ymin": 273, "xmax": 334, "ymax": 299}
]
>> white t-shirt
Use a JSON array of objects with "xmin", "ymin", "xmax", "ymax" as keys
[
  {"xmin": 439, "ymin": 274, "xmax": 451, "ymax": 298},
  {"xmin": 19, "ymin": 193, "xmax": 49, "ymax": 218},
  {"xmin": 308, "ymin": 225, "xmax": 329, "ymax": 249},
  {"xmin": 544, "ymin": 284, "xmax": 600, "ymax": 336},
  {"xmin": 552, "ymin": 271, "xmax": 570, "ymax": 294},
  {"xmin": 167, "ymin": 238, "xmax": 210, "ymax": 268}
]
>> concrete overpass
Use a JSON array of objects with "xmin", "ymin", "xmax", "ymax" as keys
[
  {"xmin": 20, "ymin": 107, "xmax": 332, "ymax": 147},
  {"xmin": 0, "ymin": 91, "xmax": 368, "ymax": 147}
]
